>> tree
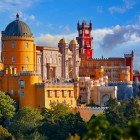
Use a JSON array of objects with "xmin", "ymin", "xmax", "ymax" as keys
[
  {"xmin": 0, "ymin": 91, "xmax": 15, "ymax": 126},
  {"xmin": 124, "ymin": 98, "xmax": 140, "ymax": 122},
  {"xmin": 105, "ymin": 98, "xmax": 123, "ymax": 126},
  {"xmin": 0, "ymin": 125, "xmax": 12, "ymax": 139},
  {"xmin": 105, "ymin": 98, "xmax": 140, "ymax": 127},
  {"xmin": 84, "ymin": 115, "xmax": 110, "ymax": 140},
  {"xmin": 9, "ymin": 106, "xmax": 43, "ymax": 139},
  {"xmin": 65, "ymin": 113, "xmax": 87, "ymax": 138},
  {"xmin": 40, "ymin": 103, "xmax": 86, "ymax": 140}
]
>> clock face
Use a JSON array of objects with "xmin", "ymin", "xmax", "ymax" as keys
[{"xmin": 85, "ymin": 29, "xmax": 89, "ymax": 34}]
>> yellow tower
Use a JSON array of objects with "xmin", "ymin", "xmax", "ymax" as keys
[{"xmin": 1, "ymin": 14, "xmax": 36, "ymax": 73}]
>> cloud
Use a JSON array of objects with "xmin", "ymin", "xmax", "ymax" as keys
[
  {"xmin": 109, "ymin": 0, "xmax": 136, "ymax": 14},
  {"xmin": 0, "ymin": 0, "xmax": 38, "ymax": 11},
  {"xmin": 35, "ymin": 24, "xmax": 140, "ymax": 70},
  {"xmin": 10, "ymin": 11, "xmax": 36, "ymax": 23},
  {"xmin": 35, "ymin": 24, "xmax": 140, "ymax": 48},
  {"xmin": 35, "ymin": 33, "xmax": 77, "ymax": 47},
  {"xmin": 101, "ymin": 25, "xmax": 140, "ymax": 49}
]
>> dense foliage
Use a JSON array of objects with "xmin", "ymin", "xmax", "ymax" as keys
[
  {"xmin": 0, "ymin": 90, "xmax": 139, "ymax": 140},
  {"xmin": 39, "ymin": 103, "xmax": 87, "ymax": 140}
]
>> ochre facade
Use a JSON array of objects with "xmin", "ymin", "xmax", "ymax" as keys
[{"xmin": 0, "ymin": 14, "xmax": 79, "ymax": 109}]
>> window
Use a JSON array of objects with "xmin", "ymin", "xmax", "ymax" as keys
[
  {"xmin": 56, "ymin": 91, "xmax": 60, "ymax": 98},
  {"xmin": 11, "ymin": 42, "xmax": 15, "ymax": 48},
  {"xmin": 20, "ymin": 92, "xmax": 24, "ymax": 97},
  {"xmin": 63, "ymin": 91, "xmax": 67, "ymax": 98},
  {"xmin": 2, "ymin": 42, "xmax": 4, "ymax": 49},
  {"xmin": 10, "ymin": 90, "xmax": 14, "ymax": 95},
  {"xmin": 38, "ymin": 57, "xmax": 41, "ymax": 64},
  {"xmin": 25, "ymin": 56, "xmax": 29, "ymax": 62},
  {"xmin": 25, "ymin": 43, "xmax": 29, "ymax": 48},
  {"xmin": 69, "ymin": 91, "xmax": 74, "ymax": 98},
  {"xmin": 2, "ymin": 56, "xmax": 4, "ymax": 62},
  {"xmin": 19, "ymin": 80, "xmax": 25, "ymax": 88},
  {"xmin": 48, "ymin": 91, "xmax": 53, "ymax": 98},
  {"xmin": 50, "ymin": 58, "xmax": 52, "ymax": 63},
  {"xmin": 11, "ymin": 56, "xmax": 15, "ymax": 62}
]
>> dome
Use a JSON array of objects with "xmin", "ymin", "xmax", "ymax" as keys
[
  {"xmin": 4, "ymin": 14, "xmax": 32, "ymax": 37},
  {"xmin": 70, "ymin": 39, "xmax": 78, "ymax": 45},
  {"xmin": 59, "ymin": 38, "xmax": 67, "ymax": 44}
]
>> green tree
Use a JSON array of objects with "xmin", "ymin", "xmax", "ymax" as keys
[
  {"xmin": 105, "ymin": 98, "xmax": 140, "ymax": 127},
  {"xmin": 9, "ymin": 106, "xmax": 43, "ymax": 139},
  {"xmin": 124, "ymin": 98, "xmax": 140, "ymax": 122},
  {"xmin": 0, "ymin": 91, "xmax": 15, "ymax": 126},
  {"xmin": 40, "ymin": 103, "xmax": 86, "ymax": 140},
  {"xmin": 0, "ymin": 125, "xmax": 12, "ymax": 139},
  {"xmin": 84, "ymin": 115, "xmax": 109, "ymax": 140},
  {"xmin": 125, "ymin": 120, "xmax": 140, "ymax": 140},
  {"xmin": 65, "ymin": 113, "xmax": 87, "ymax": 138}
]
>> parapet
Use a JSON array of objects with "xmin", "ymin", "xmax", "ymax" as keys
[
  {"xmin": 76, "ymin": 106, "xmax": 108, "ymax": 110},
  {"xmin": 19, "ymin": 71, "xmax": 40, "ymax": 76}
]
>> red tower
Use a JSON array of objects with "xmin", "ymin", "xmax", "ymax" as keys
[{"xmin": 76, "ymin": 21, "xmax": 93, "ymax": 59}]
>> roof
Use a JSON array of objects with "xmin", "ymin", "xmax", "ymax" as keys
[{"xmin": 4, "ymin": 14, "xmax": 32, "ymax": 37}]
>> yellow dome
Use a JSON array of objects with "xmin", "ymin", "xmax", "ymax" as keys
[
  {"xmin": 59, "ymin": 38, "xmax": 67, "ymax": 44},
  {"xmin": 70, "ymin": 39, "xmax": 78, "ymax": 45}
]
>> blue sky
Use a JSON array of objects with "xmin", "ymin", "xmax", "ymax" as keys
[{"xmin": 0, "ymin": 0, "xmax": 140, "ymax": 69}]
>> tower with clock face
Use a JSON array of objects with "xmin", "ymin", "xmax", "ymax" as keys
[{"xmin": 76, "ymin": 21, "xmax": 93, "ymax": 59}]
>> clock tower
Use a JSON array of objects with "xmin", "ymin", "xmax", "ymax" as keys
[{"xmin": 76, "ymin": 21, "xmax": 93, "ymax": 58}]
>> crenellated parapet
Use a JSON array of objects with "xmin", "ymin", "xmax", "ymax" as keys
[{"xmin": 2, "ymin": 35, "xmax": 34, "ymax": 41}]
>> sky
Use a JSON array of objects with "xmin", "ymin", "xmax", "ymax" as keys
[{"xmin": 0, "ymin": 0, "xmax": 140, "ymax": 70}]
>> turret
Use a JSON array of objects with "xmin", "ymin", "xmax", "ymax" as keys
[
  {"xmin": 69, "ymin": 39, "xmax": 80, "ymax": 79},
  {"xmin": 58, "ymin": 38, "xmax": 69, "ymax": 79},
  {"xmin": 124, "ymin": 50, "xmax": 134, "ymax": 81},
  {"xmin": 76, "ymin": 21, "xmax": 93, "ymax": 59},
  {"xmin": 1, "ymin": 14, "xmax": 36, "ymax": 73}
]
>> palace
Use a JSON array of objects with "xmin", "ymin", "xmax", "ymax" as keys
[
  {"xmin": 77, "ymin": 21, "xmax": 133, "ymax": 82},
  {"xmin": 0, "ymin": 14, "xmax": 137, "ymax": 109}
]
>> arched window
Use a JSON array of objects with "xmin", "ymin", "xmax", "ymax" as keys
[
  {"xmin": 2, "ymin": 42, "xmax": 4, "ymax": 50},
  {"xmin": 11, "ymin": 56, "xmax": 15, "ymax": 62},
  {"xmin": 102, "ymin": 94, "xmax": 109, "ymax": 105},
  {"xmin": 25, "ymin": 43, "xmax": 29, "ymax": 48},
  {"xmin": 11, "ymin": 42, "xmax": 15, "ymax": 48},
  {"xmin": 25, "ymin": 56, "xmax": 29, "ymax": 62}
]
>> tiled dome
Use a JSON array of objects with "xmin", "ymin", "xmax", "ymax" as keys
[{"xmin": 4, "ymin": 14, "xmax": 32, "ymax": 37}]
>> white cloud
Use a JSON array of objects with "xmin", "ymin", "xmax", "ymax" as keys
[
  {"xmin": 35, "ymin": 24, "xmax": 140, "ymax": 70},
  {"xmin": 10, "ymin": 11, "xmax": 36, "ymax": 22},
  {"xmin": 101, "ymin": 25, "xmax": 140, "ymax": 49},
  {"xmin": 35, "ymin": 33, "xmax": 77, "ymax": 47},
  {"xmin": 36, "ymin": 24, "xmax": 140, "ymax": 48},
  {"xmin": 0, "ymin": 0, "xmax": 37, "ymax": 11},
  {"xmin": 109, "ymin": 0, "xmax": 136, "ymax": 14}
]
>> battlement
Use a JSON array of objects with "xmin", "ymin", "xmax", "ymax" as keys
[
  {"xmin": 2, "ymin": 35, "xmax": 34, "ymax": 41},
  {"xmin": 124, "ymin": 54, "xmax": 133, "ymax": 58},
  {"xmin": 20, "ymin": 71, "xmax": 40, "ymax": 76},
  {"xmin": 108, "ymin": 81, "xmax": 133, "ymax": 85},
  {"xmin": 76, "ymin": 106, "xmax": 108, "ymax": 110},
  {"xmin": 98, "ymin": 86, "xmax": 117, "ymax": 92},
  {"xmin": 77, "ymin": 21, "xmax": 92, "ymax": 30}
]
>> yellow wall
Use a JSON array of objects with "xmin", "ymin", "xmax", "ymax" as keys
[
  {"xmin": 44, "ymin": 84, "xmax": 77, "ymax": 109},
  {"xmin": 19, "ymin": 74, "xmax": 42, "ymax": 108},
  {"xmin": 1, "ymin": 36, "xmax": 36, "ymax": 72}
]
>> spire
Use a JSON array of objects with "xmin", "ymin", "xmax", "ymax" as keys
[{"xmin": 16, "ymin": 13, "xmax": 19, "ymax": 20}]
